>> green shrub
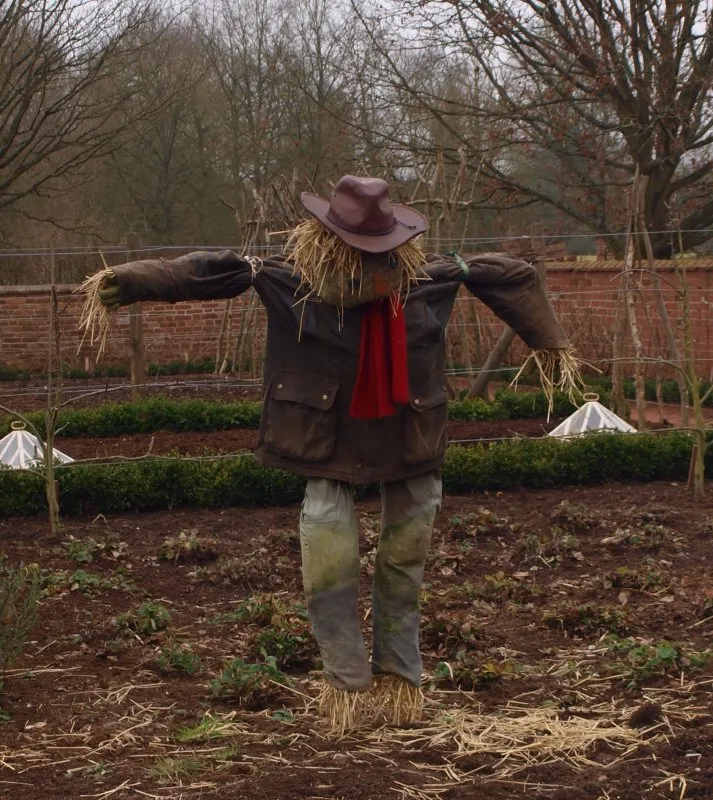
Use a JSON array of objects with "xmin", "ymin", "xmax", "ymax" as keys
[
  {"xmin": 159, "ymin": 530, "xmax": 219, "ymax": 563},
  {"xmin": 154, "ymin": 642, "xmax": 202, "ymax": 675},
  {"xmin": 209, "ymin": 657, "xmax": 290, "ymax": 707},
  {"xmin": 0, "ymin": 432, "xmax": 704, "ymax": 518},
  {"xmin": 0, "ymin": 363, "xmax": 30, "ymax": 381},
  {"xmin": 0, "ymin": 388, "xmax": 598, "ymax": 439},
  {"xmin": 115, "ymin": 601, "xmax": 171, "ymax": 635},
  {"xmin": 251, "ymin": 606, "xmax": 316, "ymax": 671},
  {"xmin": 441, "ymin": 432, "xmax": 694, "ymax": 494},
  {"xmin": 42, "ymin": 568, "xmax": 136, "ymax": 596},
  {"xmin": 149, "ymin": 357, "xmax": 216, "ymax": 376},
  {"xmin": 0, "ymin": 397, "xmax": 263, "ymax": 438},
  {"xmin": 1, "ymin": 562, "xmax": 41, "ymax": 673}
]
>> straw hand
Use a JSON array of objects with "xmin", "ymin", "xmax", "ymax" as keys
[{"xmin": 98, "ymin": 275, "xmax": 122, "ymax": 311}]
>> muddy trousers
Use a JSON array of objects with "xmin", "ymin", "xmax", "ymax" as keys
[{"xmin": 299, "ymin": 471, "xmax": 442, "ymax": 691}]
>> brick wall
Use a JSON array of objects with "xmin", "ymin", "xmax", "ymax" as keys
[{"xmin": 1, "ymin": 259, "xmax": 711, "ymax": 378}]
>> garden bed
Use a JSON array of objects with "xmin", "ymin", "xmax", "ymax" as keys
[
  {"xmin": 52, "ymin": 418, "xmax": 563, "ymax": 460},
  {"xmin": 1, "ymin": 482, "xmax": 712, "ymax": 799}
]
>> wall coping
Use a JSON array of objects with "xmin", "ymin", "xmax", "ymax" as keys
[
  {"xmin": 0, "ymin": 284, "xmax": 78, "ymax": 296},
  {"xmin": 1, "ymin": 258, "xmax": 712, "ymax": 294},
  {"xmin": 543, "ymin": 258, "xmax": 713, "ymax": 272}
]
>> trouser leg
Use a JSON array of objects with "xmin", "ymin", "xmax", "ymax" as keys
[
  {"xmin": 372, "ymin": 471, "xmax": 442, "ymax": 686},
  {"xmin": 299, "ymin": 478, "xmax": 370, "ymax": 691}
]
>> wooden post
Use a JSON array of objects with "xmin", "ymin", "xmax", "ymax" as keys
[
  {"xmin": 46, "ymin": 245, "xmax": 62, "ymax": 537},
  {"xmin": 468, "ymin": 327, "xmax": 516, "ymax": 399},
  {"xmin": 687, "ymin": 444, "xmax": 698, "ymax": 492},
  {"xmin": 125, "ymin": 232, "xmax": 146, "ymax": 399}
]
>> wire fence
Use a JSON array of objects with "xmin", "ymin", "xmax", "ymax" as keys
[
  {"xmin": 0, "ymin": 228, "xmax": 712, "ymax": 285},
  {"xmin": 2, "ymin": 239, "xmax": 712, "ymax": 391},
  {"xmin": 0, "ymin": 226, "xmax": 713, "ymax": 256},
  {"xmin": 2, "ymin": 356, "xmax": 712, "ymax": 406}
]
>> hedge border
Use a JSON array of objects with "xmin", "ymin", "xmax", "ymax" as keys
[
  {"xmin": 0, "ymin": 432, "xmax": 700, "ymax": 519},
  {"xmin": 0, "ymin": 390, "xmax": 591, "ymax": 439}
]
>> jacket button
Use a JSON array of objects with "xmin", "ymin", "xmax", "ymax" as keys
[
  {"xmin": 277, "ymin": 383, "xmax": 283, "ymax": 390},
  {"xmin": 322, "ymin": 393, "xmax": 328, "ymax": 401}
]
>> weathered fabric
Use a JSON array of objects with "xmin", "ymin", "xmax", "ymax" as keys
[
  {"xmin": 110, "ymin": 251, "xmax": 569, "ymax": 484},
  {"xmin": 372, "ymin": 472, "xmax": 441, "ymax": 685},
  {"xmin": 299, "ymin": 472, "xmax": 441, "ymax": 690}
]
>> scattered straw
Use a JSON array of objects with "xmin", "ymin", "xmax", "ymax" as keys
[
  {"xmin": 370, "ymin": 675, "xmax": 424, "ymax": 726},
  {"xmin": 316, "ymin": 681, "xmax": 369, "ymax": 738},
  {"xmin": 510, "ymin": 345, "xmax": 588, "ymax": 420},
  {"xmin": 76, "ymin": 255, "xmax": 117, "ymax": 358},
  {"xmin": 378, "ymin": 705, "xmax": 649, "ymax": 779},
  {"xmin": 283, "ymin": 217, "xmax": 429, "ymax": 311}
]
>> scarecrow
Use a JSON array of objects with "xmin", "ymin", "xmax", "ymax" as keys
[{"xmin": 79, "ymin": 176, "xmax": 578, "ymax": 733}]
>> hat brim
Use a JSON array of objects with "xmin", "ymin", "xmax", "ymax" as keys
[{"xmin": 300, "ymin": 192, "xmax": 428, "ymax": 253}]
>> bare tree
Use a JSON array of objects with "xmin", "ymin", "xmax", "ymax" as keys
[
  {"xmin": 0, "ymin": 0, "xmax": 169, "ymax": 222},
  {"xmin": 99, "ymin": 20, "xmax": 221, "ymax": 243},
  {"xmin": 198, "ymin": 0, "xmax": 293, "ymax": 211},
  {"xmin": 356, "ymin": 0, "xmax": 713, "ymax": 254}
]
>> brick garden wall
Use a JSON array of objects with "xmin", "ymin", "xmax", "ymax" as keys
[{"xmin": 1, "ymin": 260, "xmax": 711, "ymax": 379}]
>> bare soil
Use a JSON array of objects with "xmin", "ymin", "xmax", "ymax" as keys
[
  {"xmin": 53, "ymin": 418, "xmax": 563, "ymax": 460},
  {"xmin": 1, "ymin": 483, "xmax": 712, "ymax": 799}
]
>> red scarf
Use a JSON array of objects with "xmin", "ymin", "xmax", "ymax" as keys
[{"xmin": 349, "ymin": 293, "xmax": 410, "ymax": 419}]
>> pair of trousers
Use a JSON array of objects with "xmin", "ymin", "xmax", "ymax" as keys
[{"xmin": 299, "ymin": 471, "xmax": 442, "ymax": 691}]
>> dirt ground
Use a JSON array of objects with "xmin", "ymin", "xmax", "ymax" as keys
[
  {"xmin": 51, "ymin": 417, "xmax": 562, "ymax": 460},
  {"xmin": 1, "ymin": 482, "xmax": 712, "ymax": 800}
]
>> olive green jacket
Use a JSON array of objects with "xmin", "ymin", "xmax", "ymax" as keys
[{"xmin": 111, "ymin": 251, "xmax": 569, "ymax": 484}]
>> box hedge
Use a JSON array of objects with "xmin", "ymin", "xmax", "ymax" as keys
[
  {"xmin": 0, "ymin": 389, "xmax": 586, "ymax": 439},
  {"xmin": 0, "ymin": 432, "xmax": 701, "ymax": 519}
]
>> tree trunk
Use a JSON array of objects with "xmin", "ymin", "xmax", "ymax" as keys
[
  {"xmin": 46, "ymin": 255, "xmax": 62, "ymax": 538},
  {"xmin": 610, "ymin": 283, "xmax": 629, "ymax": 419},
  {"xmin": 636, "ymin": 183, "xmax": 690, "ymax": 427}
]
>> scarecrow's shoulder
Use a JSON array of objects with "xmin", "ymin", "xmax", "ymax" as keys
[{"xmin": 419, "ymin": 253, "xmax": 462, "ymax": 283}]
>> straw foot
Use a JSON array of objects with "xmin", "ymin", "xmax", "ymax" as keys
[
  {"xmin": 316, "ymin": 680, "xmax": 371, "ymax": 737},
  {"xmin": 369, "ymin": 674, "xmax": 424, "ymax": 726}
]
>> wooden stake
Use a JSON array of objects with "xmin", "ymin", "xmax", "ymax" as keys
[
  {"xmin": 687, "ymin": 445, "xmax": 698, "ymax": 492},
  {"xmin": 125, "ymin": 232, "xmax": 146, "ymax": 399}
]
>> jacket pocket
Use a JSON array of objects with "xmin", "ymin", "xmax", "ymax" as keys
[
  {"xmin": 264, "ymin": 371, "xmax": 339, "ymax": 462},
  {"xmin": 402, "ymin": 384, "xmax": 449, "ymax": 465}
]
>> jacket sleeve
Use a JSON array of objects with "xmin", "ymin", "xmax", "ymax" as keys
[
  {"xmin": 112, "ymin": 250, "xmax": 256, "ymax": 305},
  {"xmin": 462, "ymin": 253, "xmax": 570, "ymax": 350}
]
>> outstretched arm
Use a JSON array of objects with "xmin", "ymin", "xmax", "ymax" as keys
[
  {"xmin": 78, "ymin": 250, "xmax": 260, "ymax": 356},
  {"xmin": 424, "ymin": 251, "xmax": 581, "ymax": 406},
  {"xmin": 461, "ymin": 253, "xmax": 569, "ymax": 350},
  {"xmin": 96, "ymin": 250, "xmax": 257, "ymax": 307}
]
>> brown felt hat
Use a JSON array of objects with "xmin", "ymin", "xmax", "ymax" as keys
[{"xmin": 300, "ymin": 175, "xmax": 428, "ymax": 253}]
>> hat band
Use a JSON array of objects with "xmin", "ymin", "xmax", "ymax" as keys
[{"xmin": 325, "ymin": 209, "xmax": 398, "ymax": 237}]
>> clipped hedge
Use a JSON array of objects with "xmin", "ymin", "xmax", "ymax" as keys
[
  {"xmin": 442, "ymin": 432, "xmax": 694, "ymax": 493},
  {"xmin": 587, "ymin": 375, "xmax": 713, "ymax": 408},
  {"xmin": 0, "ymin": 390, "xmax": 587, "ymax": 439},
  {"xmin": 1, "ymin": 398, "xmax": 264, "ymax": 438},
  {"xmin": 0, "ymin": 432, "xmax": 702, "ymax": 519}
]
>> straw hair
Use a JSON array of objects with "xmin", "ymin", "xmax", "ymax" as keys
[
  {"xmin": 283, "ymin": 217, "xmax": 429, "ymax": 309},
  {"xmin": 316, "ymin": 681, "xmax": 370, "ymax": 737},
  {"xmin": 370, "ymin": 674, "xmax": 424, "ymax": 726},
  {"xmin": 510, "ymin": 345, "xmax": 587, "ymax": 420},
  {"xmin": 75, "ymin": 259, "xmax": 117, "ymax": 358}
]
